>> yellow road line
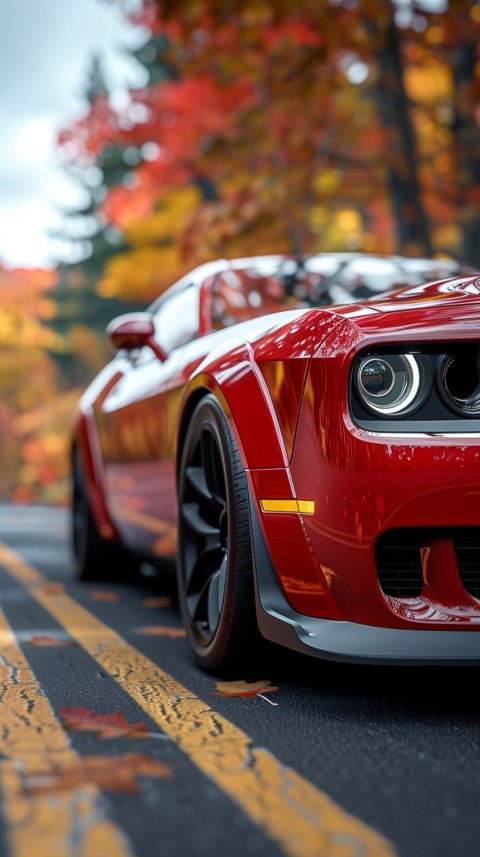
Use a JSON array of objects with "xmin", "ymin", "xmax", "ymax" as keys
[
  {"xmin": 0, "ymin": 605, "xmax": 132, "ymax": 857},
  {"xmin": 0, "ymin": 541, "xmax": 397, "ymax": 857}
]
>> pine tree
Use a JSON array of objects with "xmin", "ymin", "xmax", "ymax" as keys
[{"xmin": 49, "ymin": 54, "xmax": 148, "ymax": 385}]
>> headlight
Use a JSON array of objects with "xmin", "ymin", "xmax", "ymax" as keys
[
  {"xmin": 354, "ymin": 353, "xmax": 430, "ymax": 416},
  {"xmin": 438, "ymin": 353, "xmax": 480, "ymax": 416}
]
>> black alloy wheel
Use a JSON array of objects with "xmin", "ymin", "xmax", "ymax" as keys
[{"xmin": 177, "ymin": 394, "xmax": 264, "ymax": 674}]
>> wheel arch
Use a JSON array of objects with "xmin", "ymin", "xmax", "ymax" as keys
[
  {"xmin": 71, "ymin": 407, "xmax": 120, "ymax": 542},
  {"xmin": 175, "ymin": 339, "xmax": 291, "ymax": 478}
]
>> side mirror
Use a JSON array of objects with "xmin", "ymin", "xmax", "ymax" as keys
[{"xmin": 106, "ymin": 313, "xmax": 167, "ymax": 362}]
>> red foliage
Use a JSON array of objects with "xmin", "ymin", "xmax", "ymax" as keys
[{"xmin": 60, "ymin": 706, "xmax": 151, "ymax": 738}]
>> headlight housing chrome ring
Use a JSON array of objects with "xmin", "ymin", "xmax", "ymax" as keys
[
  {"xmin": 355, "ymin": 353, "xmax": 429, "ymax": 417},
  {"xmin": 437, "ymin": 354, "xmax": 480, "ymax": 416}
]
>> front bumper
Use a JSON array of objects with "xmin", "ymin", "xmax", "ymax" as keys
[{"xmin": 248, "ymin": 489, "xmax": 480, "ymax": 664}]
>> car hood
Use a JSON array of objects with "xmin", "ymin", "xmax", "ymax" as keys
[{"xmin": 244, "ymin": 274, "xmax": 480, "ymax": 362}]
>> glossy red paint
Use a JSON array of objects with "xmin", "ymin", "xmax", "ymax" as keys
[
  {"xmin": 71, "ymin": 253, "xmax": 480, "ymax": 665},
  {"xmin": 72, "ymin": 407, "xmax": 120, "ymax": 542},
  {"xmin": 289, "ymin": 302, "xmax": 480, "ymax": 628}
]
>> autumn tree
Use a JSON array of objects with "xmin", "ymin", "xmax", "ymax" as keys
[
  {"xmin": 58, "ymin": 0, "xmax": 480, "ymax": 310},
  {"xmin": 56, "ymin": 29, "xmax": 203, "ymax": 307},
  {"xmin": 106, "ymin": 0, "xmax": 479, "ymax": 263},
  {"xmin": 434, "ymin": 0, "xmax": 480, "ymax": 261},
  {"xmin": 0, "ymin": 266, "xmax": 73, "ymax": 503}
]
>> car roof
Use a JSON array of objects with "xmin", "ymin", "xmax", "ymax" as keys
[{"xmin": 148, "ymin": 252, "xmax": 471, "ymax": 312}]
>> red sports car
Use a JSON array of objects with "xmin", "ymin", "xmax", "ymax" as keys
[{"xmin": 71, "ymin": 252, "xmax": 480, "ymax": 673}]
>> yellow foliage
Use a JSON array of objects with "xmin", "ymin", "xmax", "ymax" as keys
[
  {"xmin": 69, "ymin": 325, "xmax": 109, "ymax": 374},
  {"xmin": 0, "ymin": 310, "xmax": 16, "ymax": 343},
  {"xmin": 309, "ymin": 207, "xmax": 327, "ymax": 232},
  {"xmin": 98, "ymin": 187, "xmax": 203, "ymax": 302},
  {"xmin": 125, "ymin": 187, "xmax": 201, "ymax": 247},
  {"xmin": 432, "ymin": 223, "xmax": 463, "ymax": 253},
  {"xmin": 405, "ymin": 61, "xmax": 452, "ymax": 104},
  {"xmin": 336, "ymin": 209, "xmax": 363, "ymax": 233},
  {"xmin": 6, "ymin": 388, "xmax": 82, "ymax": 505},
  {"xmin": 471, "ymin": 5, "xmax": 480, "ymax": 23},
  {"xmin": 18, "ymin": 464, "xmax": 40, "ymax": 486},
  {"xmin": 12, "ymin": 389, "xmax": 80, "ymax": 435},
  {"xmin": 313, "ymin": 169, "xmax": 342, "ymax": 193},
  {"xmin": 0, "ymin": 263, "xmax": 75, "ymax": 504},
  {"xmin": 425, "ymin": 25, "xmax": 444, "ymax": 45},
  {"xmin": 98, "ymin": 244, "xmax": 190, "ymax": 302}
]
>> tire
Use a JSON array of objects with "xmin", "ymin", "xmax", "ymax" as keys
[
  {"xmin": 177, "ymin": 394, "xmax": 265, "ymax": 675},
  {"xmin": 71, "ymin": 450, "xmax": 136, "ymax": 582}
]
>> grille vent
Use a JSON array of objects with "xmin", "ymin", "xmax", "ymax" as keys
[{"xmin": 376, "ymin": 528, "xmax": 480, "ymax": 599}]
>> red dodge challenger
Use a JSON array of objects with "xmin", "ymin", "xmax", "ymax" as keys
[{"xmin": 70, "ymin": 252, "xmax": 480, "ymax": 672}]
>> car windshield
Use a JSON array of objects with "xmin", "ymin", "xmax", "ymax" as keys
[{"xmin": 211, "ymin": 254, "xmax": 469, "ymax": 328}]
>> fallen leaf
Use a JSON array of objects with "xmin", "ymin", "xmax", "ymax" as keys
[
  {"xmin": 214, "ymin": 679, "xmax": 279, "ymax": 705},
  {"xmin": 133, "ymin": 625, "xmax": 186, "ymax": 638},
  {"xmin": 60, "ymin": 706, "xmax": 151, "ymax": 738},
  {"xmin": 90, "ymin": 590, "xmax": 119, "ymax": 602},
  {"xmin": 41, "ymin": 582, "xmax": 65, "ymax": 595},
  {"xmin": 27, "ymin": 635, "xmax": 77, "ymax": 647},
  {"xmin": 23, "ymin": 752, "xmax": 173, "ymax": 795},
  {"xmin": 143, "ymin": 596, "xmax": 173, "ymax": 608}
]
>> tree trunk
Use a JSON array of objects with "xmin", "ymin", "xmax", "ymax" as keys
[
  {"xmin": 450, "ymin": 38, "xmax": 480, "ymax": 266},
  {"xmin": 375, "ymin": 16, "xmax": 433, "ymax": 255}
]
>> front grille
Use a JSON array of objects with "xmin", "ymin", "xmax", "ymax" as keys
[
  {"xmin": 376, "ymin": 527, "xmax": 480, "ymax": 599},
  {"xmin": 455, "ymin": 532, "xmax": 480, "ymax": 598},
  {"xmin": 375, "ymin": 530, "xmax": 424, "ymax": 597}
]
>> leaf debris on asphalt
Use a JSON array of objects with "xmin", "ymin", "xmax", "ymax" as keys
[
  {"xmin": 60, "ymin": 706, "xmax": 154, "ymax": 738},
  {"xmin": 214, "ymin": 679, "xmax": 279, "ymax": 705},
  {"xmin": 23, "ymin": 752, "xmax": 173, "ymax": 794}
]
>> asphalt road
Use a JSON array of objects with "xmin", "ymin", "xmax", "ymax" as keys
[{"xmin": 0, "ymin": 503, "xmax": 478, "ymax": 857}]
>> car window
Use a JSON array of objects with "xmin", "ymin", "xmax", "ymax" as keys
[
  {"xmin": 152, "ymin": 283, "xmax": 199, "ymax": 351},
  {"xmin": 211, "ymin": 268, "xmax": 300, "ymax": 328}
]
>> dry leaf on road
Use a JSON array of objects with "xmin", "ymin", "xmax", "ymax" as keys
[
  {"xmin": 133, "ymin": 625, "xmax": 186, "ymax": 638},
  {"xmin": 214, "ymin": 679, "xmax": 279, "ymax": 705},
  {"xmin": 90, "ymin": 590, "xmax": 119, "ymax": 602},
  {"xmin": 27, "ymin": 634, "xmax": 77, "ymax": 647},
  {"xmin": 60, "ymin": 706, "xmax": 152, "ymax": 738},
  {"xmin": 40, "ymin": 582, "xmax": 65, "ymax": 595},
  {"xmin": 24, "ymin": 752, "xmax": 173, "ymax": 795},
  {"xmin": 143, "ymin": 596, "xmax": 173, "ymax": 608}
]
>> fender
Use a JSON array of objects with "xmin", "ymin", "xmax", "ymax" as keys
[
  {"xmin": 177, "ymin": 337, "xmax": 345, "ymax": 621},
  {"xmin": 176, "ymin": 309, "xmax": 345, "ymax": 474},
  {"xmin": 176, "ymin": 337, "xmax": 293, "ymax": 475}
]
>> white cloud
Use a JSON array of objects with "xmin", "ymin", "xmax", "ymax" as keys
[{"xmin": 0, "ymin": 0, "xmax": 147, "ymax": 269}]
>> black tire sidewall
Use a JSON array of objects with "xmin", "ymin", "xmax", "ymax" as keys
[{"xmin": 177, "ymin": 394, "xmax": 251, "ymax": 671}]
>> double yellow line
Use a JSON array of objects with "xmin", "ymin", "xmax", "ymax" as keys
[{"xmin": 0, "ymin": 541, "xmax": 396, "ymax": 857}]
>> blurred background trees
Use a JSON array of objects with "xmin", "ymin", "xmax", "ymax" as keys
[{"xmin": 1, "ymin": 0, "xmax": 479, "ymax": 503}]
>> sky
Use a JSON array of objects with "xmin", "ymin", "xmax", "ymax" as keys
[{"xmin": 0, "ymin": 0, "xmax": 147, "ymax": 270}]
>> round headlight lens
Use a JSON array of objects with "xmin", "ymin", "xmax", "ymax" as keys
[
  {"xmin": 355, "ymin": 353, "xmax": 426, "ymax": 416},
  {"xmin": 439, "ymin": 354, "xmax": 480, "ymax": 416},
  {"xmin": 358, "ymin": 359, "xmax": 395, "ymax": 398}
]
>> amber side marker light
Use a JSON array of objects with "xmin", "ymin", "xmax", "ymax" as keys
[{"xmin": 260, "ymin": 499, "xmax": 315, "ymax": 515}]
